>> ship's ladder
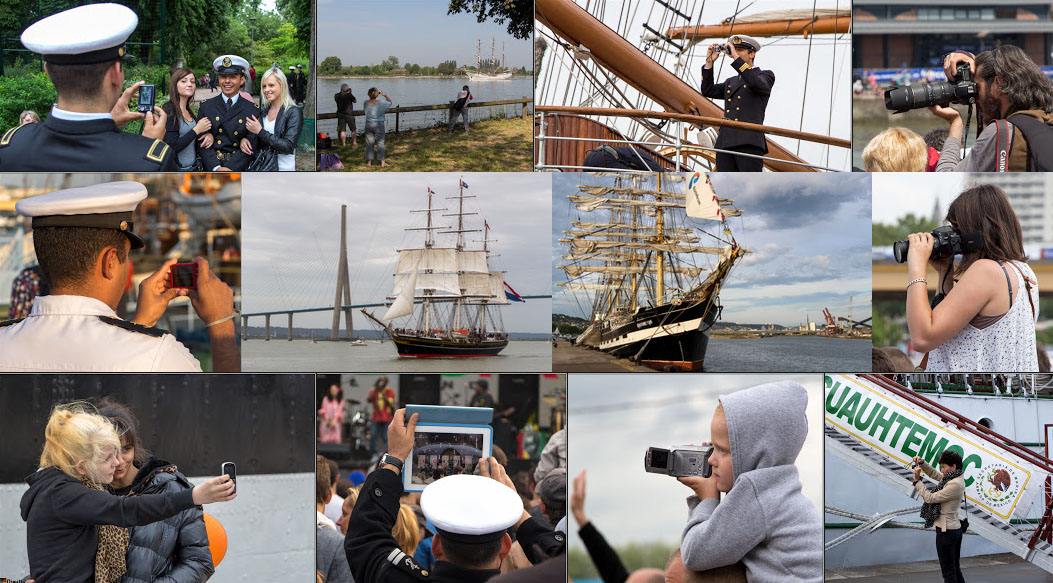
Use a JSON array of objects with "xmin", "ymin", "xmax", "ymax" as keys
[{"xmin": 825, "ymin": 376, "xmax": 1053, "ymax": 573}]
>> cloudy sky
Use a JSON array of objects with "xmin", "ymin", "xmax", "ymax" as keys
[
  {"xmin": 552, "ymin": 172, "xmax": 872, "ymax": 328},
  {"xmin": 241, "ymin": 173, "xmax": 552, "ymax": 333},
  {"xmin": 872, "ymin": 173, "xmax": 964, "ymax": 225},
  {"xmin": 568, "ymin": 374, "xmax": 823, "ymax": 547},
  {"xmin": 318, "ymin": 0, "xmax": 531, "ymax": 69},
  {"xmin": 536, "ymin": 0, "xmax": 853, "ymax": 170}
]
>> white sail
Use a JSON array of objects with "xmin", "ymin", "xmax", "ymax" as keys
[
  {"xmin": 457, "ymin": 250, "xmax": 489, "ymax": 273},
  {"xmin": 396, "ymin": 248, "xmax": 457, "ymax": 274},
  {"xmin": 685, "ymin": 173, "xmax": 725, "ymax": 221},
  {"xmin": 459, "ymin": 272, "xmax": 492, "ymax": 296},
  {"xmin": 489, "ymin": 272, "xmax": 508, "ymax": 304},
  {"xmin": 382, "ymin": 270, "xmax": 417, "ymax": 320}
]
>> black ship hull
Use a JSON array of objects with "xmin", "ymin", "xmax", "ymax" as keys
[
  {"xmin": 391, "ymin": 333, "xmax": 508, "ymax": 358},
  {"xmin": 598, "ymin": 297, "xmax": 718, "ymax": 371}
]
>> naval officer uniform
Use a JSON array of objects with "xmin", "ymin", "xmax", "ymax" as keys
[
  {"xmin": 0, "ymin": 182, "xmax": 202, "ymax": 372},
  {"xmin": 0, "ymin": 4, "xmax": 174, "ymax": 172},
  {"xmin": 699, "ymin": 35, "xmax": 775, "ymax": 172},
  {"xmin": 197, "ymin": 55, "xmax": 260, "ymax": 171},
  {"xmin": 346, "ymin": 462, "xmax": 564, "ymax": 582}
]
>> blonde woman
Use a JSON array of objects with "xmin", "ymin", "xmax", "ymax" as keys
[
  {"xmin": 392, "ymin": 503, "xmax": 422, "ymax": 554},
  {"xmin": 862, "ymin": 127, "xmax": 927, "ymax": 172},
  {"xmin": 20, "ymin": 403, "xmax": 236, "ymax": 583},
  {"xmin": 244, "ymin": 67, "xmax": 303, "ymax": 171}
]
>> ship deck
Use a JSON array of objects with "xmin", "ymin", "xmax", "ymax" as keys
[
  {"xmin": 551, "ymin": 342, "xmax": 653, "ymax": 372},
  {"xmin": 826, "ymin": 552, "xmax": 1053, "ymax": 582}
]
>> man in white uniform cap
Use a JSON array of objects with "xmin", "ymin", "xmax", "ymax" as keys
[
  {"xmin": 0, "ymin": 182, "xmax": 240, "ymax": 372},
  {"xmin": 197, "ymin": 54, "xmax": 261, "ymax": 171},
  {"xmin": 0, "ymin": 3, "xmax": 173, "ymax": 171},
  {"xmin": 346, "ymin": 409, "xmax": 565, "ymax": 582},
  {"xmin": 700, "ymin": 34, "xmax": 775, "ymax": 172}
]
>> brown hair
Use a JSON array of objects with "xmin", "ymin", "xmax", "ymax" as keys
[
  {"xmin": 45, "ymin": 60, "xmax": 120, "ymax": 101},
  {"xmin": 946, "ymin": 184, "xmax": 1026, "ymax": 278},
  {"xmin": 368, "ymin": 87, "xmax": 379, "ymax": 99},
  {"xmin": 316, "ymin": 455, "xmax": 331, "ymax": 505},
  {"xmin": 97, "ymin": 397, "xmax": 148, "ymax": 466},
  {"xmin": 33, "ymin": 226, "xmax": 129, "ymax": 289},
  {"xmin": 164, "ymin": 67, "xmax": 197, "ymax": 119},
  {"xmin": 974, "ymin": 45, "xmax": 1053, "ymax": 115}
]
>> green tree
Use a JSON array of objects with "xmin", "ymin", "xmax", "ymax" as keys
[
  {"xmin": 275, "ymin": 0, "xmax": 311, "ymax": 56},
  {"xmin": 319, "ymin": 56, "xmax": 343, "ymax": 75},
  {"xmin": 872, "ymin": 213, "xmax": 941, "ymax": 246},
  {"xmin": 447, "ymin": 0, "xmax": 532, "ymax": 40},
  {"xmin": 436, "ymin": 59, "xmax": 458, "ymax": 75},
  {"xmin": 382, "ymin": 56, "xmax": 400, "ymax": 71}
]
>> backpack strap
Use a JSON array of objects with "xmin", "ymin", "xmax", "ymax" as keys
[{"xmin": 1008, "ymin": 111, "xmax": 1053, "ymax": 172}]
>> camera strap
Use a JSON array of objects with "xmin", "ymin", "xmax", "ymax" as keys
[{"xmin": 994, "ymin": 119, "xmax": 1011, "ymax": 172}]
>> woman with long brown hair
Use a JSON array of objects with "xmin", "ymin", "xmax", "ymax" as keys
[
  {"xmin": 161, "ymin": 68, "xmax": 213, "ymax": 170},
  {"xmin": 906, "ymin": 184, "xmax": 1039, "ymax": 370}
]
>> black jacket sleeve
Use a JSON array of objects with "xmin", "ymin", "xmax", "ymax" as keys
[
  {"xmin": 514, "ymin": 514, "xmax": 565, "ymax": 564},
  {"xmin": 700, "ymin": 66, "xmax": 728, "ymax": 100},
  {"xmin": 257, "ymin": 106, "xmax": 303, "ymax": 155},
  {"xmin": 345, "ymin": 468, "xmax": 427, "ymax": 583},
  {"xmin": 732, "ymin": 57, "xmax": 775, "ymax": 96},
  {"xmin": 196, "ymin": 103, "xmax": 221, "ymax": 171},
  {"xmin": 53, "ymin": 479, "xmax": 196, "ymax": 528},
  {"xmin": 579, "ymin": 522, "xmax": 629, "ymax": 583},
  {"xmin": 162, "ymin": 109, "xmax": 201, "ymax": 157}
]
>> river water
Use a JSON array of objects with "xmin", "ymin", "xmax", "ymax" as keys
[
  {"xmin": 703, "ymin": 336, "xmax": 872, "ymax": 372},
  {"xmin": 242, "ymin": 338, "xmax": 551, "ymax": 372},
  {"xmin": 318, "ymin": 77, "xmax": 534, "ymax": 131}
]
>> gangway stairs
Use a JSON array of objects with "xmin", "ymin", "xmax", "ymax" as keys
[{"xmin": 825, "ymin": 373, "xmax": 1053, "ymax": 574}]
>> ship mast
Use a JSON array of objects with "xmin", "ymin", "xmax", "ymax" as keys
[{"xmin": 655, "ymin": 173, "xmax": 664, "ymax": 305}]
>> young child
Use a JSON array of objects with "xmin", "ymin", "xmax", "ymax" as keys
[{"xmin": 678, "ymin": 380, "xmax": 821, "ymax": 582}]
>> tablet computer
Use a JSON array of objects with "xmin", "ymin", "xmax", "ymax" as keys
[{"xmin": 404, "ymin": 424, "xmax": 493, "ymax": 492}]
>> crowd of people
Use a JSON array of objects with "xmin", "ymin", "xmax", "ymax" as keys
[
  {"xmin": 0, "ymin": 4, "xmax": 305, "ymax": 172},
  {"xmin": 316, "ymin": 408, "xmax": 567, "ymax": 583}
]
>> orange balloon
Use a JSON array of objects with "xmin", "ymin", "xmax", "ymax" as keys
[{"xmin": 203, "ymin": 513, "xmax": 228, "ymax": 566}]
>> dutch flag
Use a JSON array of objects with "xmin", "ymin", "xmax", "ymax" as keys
[{"xmin": 504, "ymin": 282, "xmax": 525, "ymax": 302}]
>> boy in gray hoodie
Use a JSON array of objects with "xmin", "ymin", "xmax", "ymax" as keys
[{"xmin": 679, "ymin": 380, "xmax": 822, "ymax": 582}]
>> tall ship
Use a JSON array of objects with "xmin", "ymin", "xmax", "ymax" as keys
[
  {"xmin": 558, "ymin": 172, "xmax": 748, "ymax": 371},
  {"xmin": 362, "ymin": 180, "xmax": 510, "ymax": 357},
  {"xmin": 466, "ymin": 38, "xmax": 513, "ymax": 81}
]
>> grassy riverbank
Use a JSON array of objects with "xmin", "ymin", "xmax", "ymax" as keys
[{"xmin": 325, "ymin": 117, "xmax": 531, "ymax": 171}]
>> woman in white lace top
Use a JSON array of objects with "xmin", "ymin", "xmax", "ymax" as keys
[{"xmin": 905, "ymin": 184, "xmax": 1039, "ymax": 372}]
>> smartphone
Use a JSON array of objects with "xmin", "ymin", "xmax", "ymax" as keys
[
  {"xmin": 221, "ymin": 462, "xmax": 236, "ymax": 494},
  {"xmin": 169, "ymin": 263, "xmax": 197, "ymax": 289},
  {"xmin": 137, "ymin": 84, "xmax": 156, "ymax": 113}
]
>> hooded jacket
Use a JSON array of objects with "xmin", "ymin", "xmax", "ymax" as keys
[
  {"xmin": 115, "ymin": 457, "xmax": 214, "ymax": 583},
  {"xmin": 680, "ymin": 380, "xmax": 822, "ymax": 582},
  {"xmin": 20, "ymin": 466, "xmax": 196, "ymax": 583}
]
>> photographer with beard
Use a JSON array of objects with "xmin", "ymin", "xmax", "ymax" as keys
[{"xmin": 930, "ymin": 45, "xmax": 1053, "ymax": 172}]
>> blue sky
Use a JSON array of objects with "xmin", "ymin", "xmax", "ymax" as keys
[
  {"xmin": 552, "ymin": 173, "xmax": 873, "ymax": 327},
  {"xmin": 318, "ymin": 0, "xmax": 531, "ymax": 69}
]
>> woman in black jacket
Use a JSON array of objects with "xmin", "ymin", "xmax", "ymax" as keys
[
  {"xmin": 243, "ymin": 66, "xmax": 303, "ymax": 171},
  {"xmin": 20, "ymin": 403, "xmax": 235, "ymax": 583},
  {"xmin": 99, "ymin": 399, "xmax": 214, "ymax": 583},
  {"xmin": 161, "ymin": 68, "xmax": 213, "ymax": 171}
]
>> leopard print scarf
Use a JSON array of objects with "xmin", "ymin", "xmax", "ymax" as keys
[{"xmin": 79, "ymin": 477, "xmax": 129, "ymax": 583}]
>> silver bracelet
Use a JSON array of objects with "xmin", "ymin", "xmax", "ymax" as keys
[
  {"xmin": 205, "ymin": 311, "xmax": 238, "ymax": 328},
  {"xmin": 907, "ymin": 278, "xmax": 927, "ymax": 289}
]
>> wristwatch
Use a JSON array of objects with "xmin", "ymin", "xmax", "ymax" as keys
[{"xmin": 380, "ymin": 453, "xmax": 404, "ymax": 472}]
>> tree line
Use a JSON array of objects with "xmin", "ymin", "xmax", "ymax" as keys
[{"xmin": 318, "ymin": 55, "xmax": 529, "ymax": 77}]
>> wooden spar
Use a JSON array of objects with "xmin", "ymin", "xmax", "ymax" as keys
[
  {"xmin": 666, "ymin": 14, "xmax": 850, "ymax": 40},
  {"xmin": 535, "ymin": 0, "xmax": 819, "ymax": 172},
  {"xmin": 536, "ymin": 106, "xmax": 851, "ymax": 148}
]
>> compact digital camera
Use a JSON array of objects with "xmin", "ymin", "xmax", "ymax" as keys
[{"xmin": 644, "ymin": 445, "xmax": 713, "ymax": 478}]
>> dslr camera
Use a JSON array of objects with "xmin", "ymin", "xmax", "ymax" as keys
[
  {"xmin": 644, "ymin": 445, "xmax": 713, "ymax": 478},
  {"xmin": 884, "ymin": 62, "xmax": 978, "ymax": 113},
  {"xmin": 893, "ymin": 225, "xmax": 982, "ymax": 263}
]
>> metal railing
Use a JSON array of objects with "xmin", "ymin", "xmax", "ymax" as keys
[{"xmin": 318, "ymin": 97, "xmax": 532, "ymax": 133}]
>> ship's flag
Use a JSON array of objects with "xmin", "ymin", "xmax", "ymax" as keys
[
  {"xmin": 484, "ymin": 219, "xmax": 490, "ymax": 231},
  {"xmin": 427, "ymin": 187, "xmax": 435, "ymax": 194},
  {"xmin": 460, "ymin": 179, "xmax": 469, "ymax": 189},
  {"xmin": 504, "ymin": 282, "xmax": 525, "ymax": 302},
  {"xmin": 685, "ymin": 172, "xmax": 725, "ymax": 221}
]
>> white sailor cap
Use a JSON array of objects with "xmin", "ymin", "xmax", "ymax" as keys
[
  {"xmin": 21, "ymin": 3, "xmax": 137, "ymax": 65},
  {"xmin": 288, "ymin": 66, "xmax": 296, "ymax": 70},
  {"xmin": 213, "ymin": 54, "xmax": 250, "ymax": 75},
  {"xmin": 728, "ymin": 34, "xmax": 761, "ymax": 52},
  {"xmin": 420, "ymin": 475, "xmax": 522, "ymax": 543},
  {"xmin": 16, "ymin": 181, "xmax": 148, "ymax": 249}
]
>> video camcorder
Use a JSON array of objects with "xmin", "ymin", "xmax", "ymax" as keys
[{"xmin": 644, "ymin": 445, "xmax": 713, "ymax": 478}]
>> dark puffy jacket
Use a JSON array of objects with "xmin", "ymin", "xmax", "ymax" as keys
[{"xmin": 118, "ymin": 457, "xmax": 214, "ymax": 583}]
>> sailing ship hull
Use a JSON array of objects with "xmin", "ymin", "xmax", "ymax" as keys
[
  {"xmin": 465, "ymin": 71, "xmax": 513, "ymax": 81},
  {"xmin": 392, "ymin": 333, "xmax": 508, "ymax": 358},
  {"xmin": 598, "ymin": 297, "xmax": 718, "ymax": 371}
]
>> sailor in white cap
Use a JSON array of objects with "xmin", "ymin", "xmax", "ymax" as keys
[
  {"xmin": 701, "ymin": 33, "xmax": 775, "ymax": 172},
  {"xmin": 0, "ymin": 182, "xmax": 240, "ymax": 373},
  {"xmin": 196, "ymin": 54, "xmax": 261, "ymax": 171},
  {"xmin": 346, "ymin": 409, "xmax": 565, "ymax": 582},
  {"xmin": 0, "ymin": 3, "xmax": 173, "ymax": 171}
]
